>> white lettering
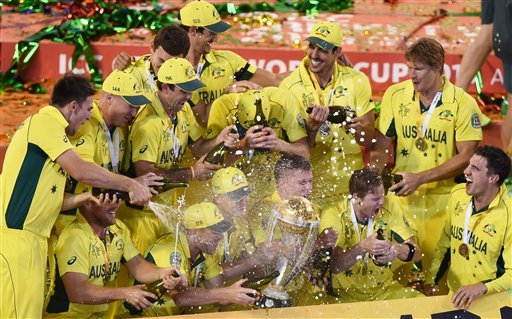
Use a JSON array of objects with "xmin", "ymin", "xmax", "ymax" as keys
[
  {"xmin": 59, "ymin": 54, "xmax": 104, "ymax": 75},
  {"xmin": 371, "ymin": 62, "xmax": 390, "ymax": 83},
  {"xmin": 392, "ymin": 63, "xmax": 408, "ymax": 83},
  {"xmin": 265, "ymin": 59, "xmax": 287, "ymax": 73},
  {"xmin": 490, "ymin": 68, "xmax": 504, "ymax": 85}
]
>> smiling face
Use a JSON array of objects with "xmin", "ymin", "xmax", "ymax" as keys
[
  {"xmin": 306, "ymin": 42, "xmax": 339, "ymax": 80},
  {"xmin": 191, "ymin": 28, "xmax": 218, "ymax": 56},
  {"xmin": 464, "ymin": 154, "xmax": 493, "ymax": 197},
  {"xmin": 66, "ymin": 96, "xmax": 94, "ymax": 136},
  {"xmin": 353, "ymin": 185, "xmax": 385, "ymax": 222}
]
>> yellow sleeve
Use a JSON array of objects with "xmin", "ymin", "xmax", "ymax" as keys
[
  {"xmin": 130, "ymin": 115, "xmax": 162, "ymax": 164},
  {"xmin": 71, "ymin": 120, "xmax": 96, "ymax": 163},
  {"xmin": 119, "ymin": 222, "xmax": 140, "ymax": 262},
  {"xmin": 485, "ymin": 207, "xmax": 512, "ymax": 293},
  {"xmin": 454, "ymin": 91, "xmax": 483, "ymax": 142},
  {"xmin": 55, "ymin": 227, "xmax": 90, "ymax": 276},
  {"xmin": 30, "ymin": 109, "xmax": 73, "ymax": 161},
  {"xmin": 386, "ymin": 197, "xmax": 415, "ymax": 241},
  {"xmin": 220, "ymin": 50, "xmax": 257, "ymax": 79},
  {"xmin": 320, "ymin": 205, "xmax": 346, "ymax": 247},
  {"xmin": 205, "ymin": 94, "xmax": 236, "ymax": 139},
  {"xmin": 353, "ymin": 71, "xmax": 375, "ymax": 117},
  {"xmin": 202, "ymin": 253, "xmax": 223, "ymax": 281},
  {"xmin": 269, "ymin": 87, "xmax": 307, "ymax": 142},
  {"xmin": 183, "ymin": 105, "xmax": 204, "ymax": 142},
  {"xmin": 375, "ymin": 85, "xmax": 398, "ymax": 137}
]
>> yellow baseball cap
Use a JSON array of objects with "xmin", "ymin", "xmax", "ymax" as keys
[
  {"xmin": 179, "ymin": 0, "xmax": 231, "ymax": 34},
  {"xmin": 305, "ymin": 21, "xmax": 343, "ymax": 51},
  {"xmin": 102, "ymin": 70, "xmax": 150, "ymax": 106},
  {"xmin": 211, "ymin": 167, "xmax": 252, "ymax": 200},
  {"xmin": 157, "ymin": 57, "xmax": 205, "ymax": 93},
  {"xmin": 236, "ymin": 89, "xmax": 271, "ymax": 130},
  {"xmin": 182, "ymin": 202, "xmax": 232, "ymax": 232}
]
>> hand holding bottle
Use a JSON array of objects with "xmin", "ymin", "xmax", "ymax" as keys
[
  {"xmin": 122, "ymin": 284, "xmax": 159, "ymax": 312},
  {"xmin": 191, "ymin": 154, "xmax": 222, "ymax": 181},
  {"xmin": 305, "ymin": 104, "xmax": 329, "ymax": 131}
]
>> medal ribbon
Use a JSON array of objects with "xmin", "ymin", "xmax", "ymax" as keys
[
  {"xmin": 196, "ymin": 55, "xmax": 205, "ymax": 79},
  {"xmin": 97, "ymin": 230, "xmax": 112, "ymax": 285},
  {"xmin": 307, "ymin": 61, "xmax": 337, "ymax": 107},
  {"xmin": 145, "ymin": 59, "xmax": 156, "ymax": 92},
  {"xmin": 349, "ymin": 200, "xmax": 374, "ymax": 265},
  {"xmin": 103, "ymin": 123, "xmax": 120, "ymax": 173},
  {"xmin": 416, "ymin": 91, "xmax": 442, "ymax": 139}
]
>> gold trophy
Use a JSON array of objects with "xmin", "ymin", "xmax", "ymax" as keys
[{"xmin": 256, "ymin": 196, "xmax": 320, "ymax": 308}]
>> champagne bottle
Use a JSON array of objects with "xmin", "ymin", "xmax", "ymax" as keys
[
  {"xmin": 124, "ymin": 271, "xmax": 180, "ymax": 315},
  {"xmin": 310, "ymin": 247, "xmax": 333, "ymax": 285},
  {"xmin": 372, "ymin": 229, "xmax": 389, "ymax": 267},
  {"xmin": 381, "ymin": 166, "xmax": 403, "ymax": 195},
  {"xmin": 205, "ymin": 128, "xmax": 237, "ymax": 165},
  {"xmin": 242, "ymin": 270, "xmax": 280, "ymax": 290},
  {"xmin": 152, "ymin": 178, "xmax": 188, "ymax": 193},
  {"xmin": 91, "ymin": 188, "xmax": 130, "ymax": 201},
  {"xmin": 306, "ymin": 105, "xmax": 356, "ymax": 124},
  {"xmin": 253, "ymin": 97, "xmax": 270, "ymax": 154}
]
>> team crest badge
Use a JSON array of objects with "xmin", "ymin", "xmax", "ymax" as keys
[
  {"xmin": 315, "ymin": 25, "xmax": 331, "ymax": 38},
  {"xmin": 212, "ymin": 67, "xmax": 226, "ymax": 79},
  {"xmin": 374, "ymin": 219, "xmax": 388, "ymax": 234},
  {"xmin": 115, "ymin": 239, "xmax": 124, "ymax": 251},
  {"xmin": 170, "ymin": 252, "xmax": 182, "ymax": 268},
  {"xmin": 231, "ymin": 173, "xmax": 245, "ymax": 187},
  {"xmin": 471, "ymin": 113, "xmax": 481, "ymax": 128},
  {"xmin": 439, "ymin": 110, "xmax": 454, "ymax": 121},
  {"xmin": 483, "ymin": 224, "xmax": 496, "ymax": 237},
  {"xmin": 333, "ymin": 85, "xmax": 346, "ymax": 98}
]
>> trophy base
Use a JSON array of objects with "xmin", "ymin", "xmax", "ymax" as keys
[{"xmin": 255, "ymin": 286, "xmax": 292, "ymax": 308}]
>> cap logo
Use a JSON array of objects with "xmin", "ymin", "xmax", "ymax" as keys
[
  {"xmin": 193, "ymin": 18, "xmax": 201, "ymax": 23},
  {"xmin": 165, "ymin": 75, "xmax": 173, "ymax": 81},
  {"xmin": 196, "ymin": 220, "xmax": 203, "ymax": 226},
  {"xmin": 186, "ymin": 66, "xmax": 196, "ymax": 78},
  {"xmin": 112, "ymin": 86, "xmax": 121, "ymax": 92},
  {"xmin": 231, "ymin": 173, "xmax": 244, "ymax": 187},
  {"xmin": 315, "ymin": 26, "xmax": 331, "ymax": 38}
]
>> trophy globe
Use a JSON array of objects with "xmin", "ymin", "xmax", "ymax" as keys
[{"xmin": 257, "ymin": 196, "xmax": 320, "ymax": 308}]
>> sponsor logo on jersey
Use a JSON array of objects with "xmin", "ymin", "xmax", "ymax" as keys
[
  {"xmin": 139, "ymin": 145, "xmax": 148, "ymax": 153},
  {"xmin": 67, "ymin": 256, "xmax": 77, "ymax": 265}
]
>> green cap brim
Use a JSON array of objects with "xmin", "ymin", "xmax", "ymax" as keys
[
  {"xmin": 225, "ymin": 187, "xmax": 252, "ymax": 201},
  {"xmin": 305, "ymin": 36, "xmax": 335, "ymax": 51},
  {"xmin": 204, "ymin": 20, "xmax": 231, "ymax": 33},
  {"xmin": 208, "ymin": 220, "xmax": 232, "ymax": 233},
  {"xmin": 122, "ymin": 95, "xmax": 150, "ymax": 106},
  {"xmin": 176, "ymin": 79, "xmax": 206, "ymax": 93}
]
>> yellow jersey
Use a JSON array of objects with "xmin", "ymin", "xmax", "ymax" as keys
[
  {"xmin": 319, "ymin": 196, "xmax": 415, "ymax": 301},
  {"xmin": 426, "ymin": 184, "xmax": 512, "ymax": 294},
  {"xmin": 45, "ymin": 213, "xmax": 139, "ymax": 317},
  {"xmin": 1, "ymin": 106, "xmax": 73, "ymax": 238},
  {"xmin": 280, "ymin": 58, "xmax": 375, "ymax": 203},
  {"xmin": 376, "ymin": 77, "xmax": 483, "ymax": 194}
]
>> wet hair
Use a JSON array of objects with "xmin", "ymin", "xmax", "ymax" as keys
[
  {"xmin": 405, "ymin": 38, "xmax": 445, "ymax": 75},
  {"xmin": 349, "ymin": 168, "xmax": 383, "ymax": 198},
  {"xmin": 152, "ymin": 25, "xmax": 190, "ymax": 58},
  {"xmin": 475, "ymin": 145, "xmax": 511, "ymax": 185},
  {"xmin": 274, "ymin": 155, "xmax": 312, "ymax": 182},
  {"xmin": 50, "ymin": 73, "xmax": 96, "ymax": 108}
]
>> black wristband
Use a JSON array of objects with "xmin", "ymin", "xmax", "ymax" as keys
[{"xmin": 404, "ymin": 243, "xmax": 416, "ymax": 262}]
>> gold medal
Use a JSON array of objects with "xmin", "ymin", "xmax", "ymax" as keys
[
  {"xmin": 459, "ymin": 243, "xmax": 469, "ymax": 257},
  {"xmin": 415, "ymin": 137, "xmax": 428, "ymax": 151}
]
